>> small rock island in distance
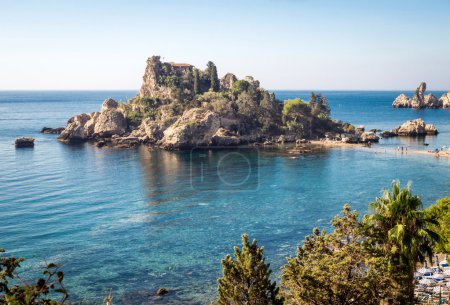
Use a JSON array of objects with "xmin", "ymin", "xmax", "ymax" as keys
[{"xmin": 392, "ymin": 82, "xmax": 450, "ymax": 109}]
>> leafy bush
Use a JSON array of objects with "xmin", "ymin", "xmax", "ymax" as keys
[
  {"xmin": 139, "ymin": 97, "xmax": 158, "ymax": 109},
  {"xmin": 0, "ymin": 248, "xmax": 68, "ymax": 305},
  {"xmin": 163, "ymin": 75, "xmax": 179, "ymax": 88},
  {"xmin": 231, "ymin": 80, "xmax": 250, "ymax": 96}
]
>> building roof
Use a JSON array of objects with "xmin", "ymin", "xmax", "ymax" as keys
[{"xmin": 169, "ymin": 62, "xmax": 192, "ymax": 68}]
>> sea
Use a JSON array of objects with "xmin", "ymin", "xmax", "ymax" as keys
[{"xmin": 0, "ymin": 90, "xmax": 449, "ymax": 304}]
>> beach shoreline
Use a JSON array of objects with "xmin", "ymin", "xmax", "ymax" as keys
[{"xmin": 309, "ymin": 140, "xmax": 450, "ymax": 159}]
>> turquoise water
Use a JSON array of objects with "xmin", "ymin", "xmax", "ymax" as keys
[{"xmin": 0, "ymin": 91, "xmax": 449, "ymax": 304}]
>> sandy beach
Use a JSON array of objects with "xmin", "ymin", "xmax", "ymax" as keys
[{"xmin": 309, "ymin": 140, "xmax": 450, "ymax": 159}]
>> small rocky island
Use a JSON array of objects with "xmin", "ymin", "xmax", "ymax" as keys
[
  {"xmin": 380, "ymin": 119, "xmax": 438, "ymax": 138},
  {"xmin": 58, "ymin": 56, "xmax": 377, "ymax": 149},
  {"xmin": 392, "ymin": 82, "xmax": 450, "ymax": 109}
]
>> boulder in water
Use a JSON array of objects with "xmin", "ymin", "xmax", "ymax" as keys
[
  {"xmin": 15, "ymin": 137, "xmax": 35, "ymax": 148},
  {"xmin": 40, "ymin": 127, "xmax": 64, "ymax": 134}
]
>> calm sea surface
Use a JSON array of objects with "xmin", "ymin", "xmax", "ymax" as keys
[{"xmin": 1, "ymin": 91, "xmax": 449, "ymax": 304}]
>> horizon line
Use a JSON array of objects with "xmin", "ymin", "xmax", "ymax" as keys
[{"xmin": 0, "ymin": 88, "xmax": 449, "ymax": 92}]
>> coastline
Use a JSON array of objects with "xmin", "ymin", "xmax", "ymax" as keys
[{"xmin": 309, "ymin": 140, "xmax": 450, "ymax": 159}]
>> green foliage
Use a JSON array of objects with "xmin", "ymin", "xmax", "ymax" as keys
[
  {"xmin": 310, "ymin": 93, "xmax": 331, "ymax": 118},
  {"xmin": 197, "ymin": 92, "xmax": 236, "ymax": 116},
  {"xmin": 340, "ymin": 122, "xmax": 356, "ymax": 134},
  {"xmin": 425, "ymin": 197, "xmax": 450, "ymax": 254},
  {"xmin": 282, "ymin": 99, "xmax": 312, "ymax": 136},
  {"xmin": 217, "ymin": 234, "xmax": 283, "ymax": 305},
  {"xmin": 125, "ymin": 110, "xmax": 144, "ymax": 127},
  {"xmin": 207, "ymin": 61, "xmax": 219, "ymax": 92},
  {"xmin": 282, "ymin": 205, "xmax": 393, "ymax": 305},
  {"xmin": 0, "ymin": 248, "xmax": 68, "ymax": 305},
  {"xmin": 139, "ymin": 97, "xmax": 158, "ymax": 109},
  {"xmin": 282, "ymin": 99, "xmax": 310, "ymax": 119},
  {"xmin": 193, "ymin": 68, "xmax": 200, "ymax": 95},
  {"xmin": 235, "ymin": 92, "xmax": 259, "ymax": 118},
  {"xmin": 309, "ymin": 92, "xmax": 316, "ymax": 105},
  {"xmin": 363, "ymin": 181, "xmax": 440, "ymax": 304},
  {"xmin": 231, "ymin": 80, "xmax": 250, "ymax": 96},
  {"xmin": 163, "ymin": 75, "xmax": 179, "ymax": 88}
]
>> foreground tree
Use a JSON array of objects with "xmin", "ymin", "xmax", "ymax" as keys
[
  {"xmin": 0, "ymin": 248, "xmax": 68, "ymax": 305},
  {"xmin": 217, "ymin": 234, "xmax": 283, "ymax": 305},
  {"xmin": 425, "ymin": 197, "xmax": 450, "ymax": 255},
  {"xmin": 282, "ymin": 205, "xmax": 392, "ymax": 305},
  {"xmin": 363, "ymin": 181, "xmax": 440, "ymax": 304}
]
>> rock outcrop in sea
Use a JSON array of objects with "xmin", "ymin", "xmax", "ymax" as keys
[
  {"xmin": 58, "ymin": 55, "xmax": 369, "ymax": 149},
  {"xmin": 392, "ymin": 82, "xmax": 450, "ymax": 109},
  {"xmin": 380, "ymin": 119, "xmax": 438, "ymax": 137},
  {"xmin": 15, "ymin": 137, "xmax": 35, "ymax": 148},
  {"xmin": 59, "ymin": 98, "xmax": 127, "ymax": 143}
]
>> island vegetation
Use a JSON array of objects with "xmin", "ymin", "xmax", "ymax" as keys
[{"xmin": 2, "ymin": 182, "xmax": 450, "ymax": 305}]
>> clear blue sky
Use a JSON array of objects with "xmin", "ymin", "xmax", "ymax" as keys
[{"xmin": 1, "ymin": 0, "xmax": 449, "ymax": 90}]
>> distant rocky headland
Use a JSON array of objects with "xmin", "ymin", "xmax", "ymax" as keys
[
  {"xmin": 392, "ymin": 82, "xmax": 450, "ymax": 109},
  {"xmin": 56, "ymin": 56, "xmax": 381, "ymax": 149}
]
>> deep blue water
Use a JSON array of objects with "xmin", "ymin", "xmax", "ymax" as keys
[{"xmin": 0, "ymin": 91, "xmax": 449, "ymax": 304}]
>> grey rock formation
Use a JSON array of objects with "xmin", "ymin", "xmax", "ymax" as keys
[
  {"xmin": 59, "ymin": 113, "xmax": 91, "ymax": 142},
  {"xmin": 424, "ymin": 94, "xmax": 442, "ymax": 108},
  {"xmin": 220, "ymin": 73, "xmax": 237, "ymax": 90},
  {"xmin": 410, "ymin": 82, "xmax": 426, "ymax": 108},
  {"xmin": 59, "ymin": 98, "xmax": 126, "ymax": 143},
  {"xmin": 392, "ymin": 94, "xmax": 411, "ymax": 108},
  {"xmin": 276, "ymin": 134, "xmax": 296, "ymax": 143},
  {"xmin": 93, "ymin": 99, "xmax": 126, "ymax": 137},
  {"xmin": 425, "ymin": 123, "xmax": 438, "ymax": 135},
  {"xmin": 381, "ymin": 119, "xmax": 439, "ymax": 137},
  {"xmin": 139, "ymin": 56, "xmax": 193, "ymax": 101},
  {"xmin": 160, "ymin": 108, "xmax": 220, "ymax": 149},
  {"xmin": 139, "ymin": 116, "xmax": 176, "ymax": 144},
  {"xmin": 40, "ymin": 127, "xmax": 64, "ymax": 134},
  {"xmin": 359, "ymin": 131, "xmax": 379, "ymax": 143},
  {"xmin": 211, "ymin": 128, "xmax": 240, "ymax": 146},
  {"xmin": 393, "ymin": 82, "xmax": 448, "ymax": 109},
  {"xmin": 440, "ymin": 91, "xmax": 450, "ymax": 108},
  {"xmin": 397, "ymin": 119, "xmax": 426, "ymax": 135}
]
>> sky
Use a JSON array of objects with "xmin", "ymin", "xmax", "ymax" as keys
[{"xmin": 1, "ymin": 0, "xmax": 450, "ymax": 91}]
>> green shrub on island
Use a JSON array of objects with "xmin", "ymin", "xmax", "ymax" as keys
[
  {"xmin": 207, "ymin": 61, "xmax": 220, "ymax": 92},
  {"xmin": 0, "ymin": 248, "xmax": 68, "ymax": 305},
  {"xmin": 231, "ymin": 80, "xmax": 250, "ymax": 97},
  {"xmin": 217, "ymin": 234, "xmax": 283, "ymax": 305}
]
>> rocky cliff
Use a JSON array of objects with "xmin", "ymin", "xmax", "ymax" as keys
[{"xmin": 392, "ymin": 82, "xmax": 450, "ymax": 109}]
